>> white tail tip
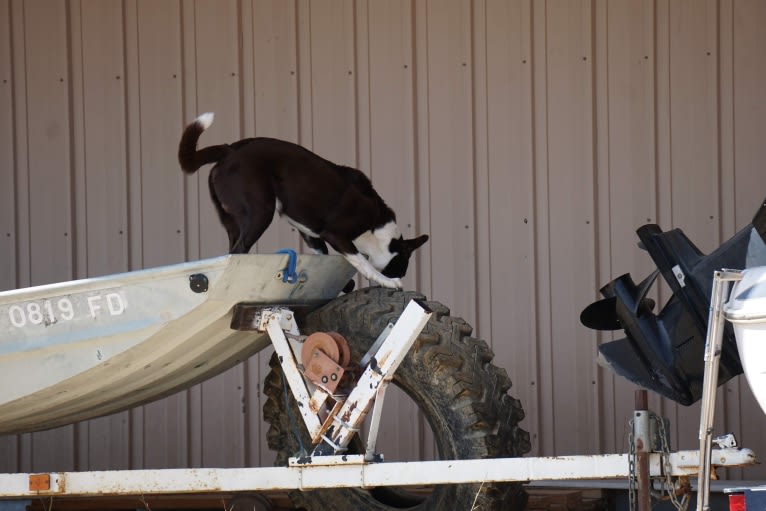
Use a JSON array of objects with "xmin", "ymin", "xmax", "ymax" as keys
[{"xmin": 196, "ymin": 112, "xmax": 214, "ymax": 130}]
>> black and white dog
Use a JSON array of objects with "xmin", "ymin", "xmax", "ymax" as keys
[{"xmin": 178, "ymin": 113, "xmax": 428, "ymax": 289}]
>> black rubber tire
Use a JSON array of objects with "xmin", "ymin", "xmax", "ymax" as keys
[{"xmin": 263, "ymin": 287, "xmax": 531, "ymax": 511}]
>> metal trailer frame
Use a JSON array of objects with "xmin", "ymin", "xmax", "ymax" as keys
[
  {"xmin": 694, "ymin": 269, "xmax": 759, "ymax": 511},
  {"xmin": 0, "ymin": 294, "xmax": 758, "ymax": 506},
  {"xmin": 0, "ymin": 450, "xmax": 754, "ymax": 498},
  {"xmin": 694, "ymin": 270, "xmax": 742, "ymax": 511}
]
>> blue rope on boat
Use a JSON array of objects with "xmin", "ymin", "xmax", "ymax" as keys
[{"xmin": 275, "ymin": 248, "xmax": 299, "ymax": 284}]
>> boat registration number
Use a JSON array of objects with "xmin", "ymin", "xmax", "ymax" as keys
[{"xmin": 3, "ymin": 292, "xmax": 127, "ymax": 329}]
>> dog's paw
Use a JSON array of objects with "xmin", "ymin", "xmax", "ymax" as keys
[{"xmin": 371, "ymin": 277, "xmax": 401, "ymax": 289}]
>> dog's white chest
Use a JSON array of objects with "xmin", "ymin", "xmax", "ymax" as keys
[{"xmin": 353, "ymin": 222, "xmax": 399, "ymax": 270}]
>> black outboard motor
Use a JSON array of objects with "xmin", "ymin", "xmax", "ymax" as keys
[{"xmin": 581, "ymin": 198, "xmax": 766, "ymax": 405}]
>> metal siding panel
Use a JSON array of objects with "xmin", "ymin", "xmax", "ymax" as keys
[
  {"xmin": 667, "ymin": 0, "xmax": 720, "ymax": 454},
  {"xmin": 472, "ymin": 0, "xmax": 489, "ymax": 348},
  {"xmin": 180, "ymin": 2, "xmax": 200, "ymax": 268},
  {"xmin": 69, "ymin": 0, "xmax": 86, "ymax": 287},
  {"xmin": 728, "ymin": 0, "xmax": 766, "ymax": 480},
  {"xmin": 9, "ymin": 0, "xmax": 31, "ymax": 473},
  {"xmin": 718, "ymin": 0, "xmax": 736, "ymax": 237},
  {"xmin": 252, "ymin": 0, "xmax": 299, "ymax": 143},
  {"xmin": 9, "ymin": 0, "xmax": 30, "ymax": 292},
  {"xmin": 592, "ymin": 0, "xmax": 613, "ymax": 455},
  {"xmin": 23, "ymin": 0, "xmax": 72, "ymax": 288},
  {"xmin": 544, "ymin": 0, "xmax": 598, "ymax": 455},
  {"xmin": 123, "ymin": 0, "xmax": 145, "ymax": 470},
  {"xmin": 21, "ymin": 0, "xmax": 77, "ymax": 473},
  {"xmin": 365, "ymin": 0, "xmax": 424, "ymax": 462},
  {"xmin": 482, "ymin": 0, "xmax": 539, "ymax": 455},
  {"xmin": 605, "ymin": 0, "xmax": 657, "ymax": 265},
  {"xmin": 0, "ymin": 0, "xmax": 19, "ymax": 474},
  {"xmin": 600, "ymin": 0, "xmax": 661, "ymax": 455},
  {"xmin": 297, "ymin": 0, "xmax": 312, "ymax": 147},
  {"xmin": 199, "ymin": 367, "xmax": 246, "ymax": 468},
  {"xmin": 135, "ymin": 0, "xmax": 185, "ymax": 268},
  {"xmin": 732, "ymin": 0, "xmax": 766, "ymax": 223},
  {"xmin": 354, "ymin": 0, "xmax": 370, "ymax": 193},
  {"xmin": 81, "ymin": 0, "xmax": 128, "ymax": 278},
  {"xmin": 414, "ymin": 0, "xmax": 432, "ymax": 298},
  {"xmin": 422, "ymin": 0, "xmax": 476, "ymax": 325},
  {"xmin": 74, "ymin": 0, "xmax": 131, "ymax": 471},
  {"xmin": 654, "ymin": 0, "xmax": 692, "ymax": 455},
  {"xmin": 655, "ymin": 0, "xmax": 673, "ymax": 238},
  {"xmin": 413, "ymin": 0, "xmax": 437, "ymax": 460},
  {"xmin": 307, "ymin": 0, "xmax": 356, "ymax": 165},
  {"xmin": 29, "ymin": 427, "xmax": 75, "ymax": 473},
  {"xmin": 717, "ymin": 0, "xmax": 743, "ymax": 481},
  {"xmin": 180, "ymin": 1, "xmax": 203, "ymax": 469},
  {"xmin": 668, "ymin": 0, "xmax": 719, "ymax": 250},
  {"xmin": 0, "ymin": 439, "xmax": 17, "ymax": 473},
  {"xmin": 716, "ymin": 67, "xmax": 741, "ymax": 459},
  {"xmin": 367, "ymin": 1, "xmax": 419, "ymax": 300},
  {"xmin": 0, "ymin": 0, "xmax": 15, "ymax": 293},
  {"xmin": 81, "ymin": 415, "xmax": 130, "ymax": 471},
  {"xmin": 134, "ymin": 0, "xmax": 188, "ymax": 469},
  {"xmin": 188, "ymin": 0, "xmax": 246, "ymax": 470},
  {"xmin": 531, "ymin": 0, "xmax": 553, "ymax": 456},
  {"xmin": 124, "ymin": 0, "xmax": 142, "ymax": 274},
  {"xmin": 249, "ymin": 0, "xmax": 303, "ymax": 468},
  {"xmin": 141, "ymin": 399, "xmax": 188, "ymax": 469},
  {"xmin": 251, "ymin": 0, "xmax": 301, "ymax": 253},
  {"xmin": 189, "ymin": 0, "xmax": 239, "ymax": 261}
]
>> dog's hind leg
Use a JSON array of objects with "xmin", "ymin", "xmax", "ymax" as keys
[
  {"xmin": 209, "ymin": 174, "xmax": 241, "ymax": 251},
  {"xmin": 220, "ymin": 215, "xmax": 240, "ymax": 252},
  {"xmin": 229, "ymin": 208, "xmax": 274, "ymax": 254},
  {"xmin": 213, "ymin": 170, "xmax": 276, "ymax": 254},
  {"xmin": 300, "ymin": 233, "xmax": 329, "ymax": 255}
]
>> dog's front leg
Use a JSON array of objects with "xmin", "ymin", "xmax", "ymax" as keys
[
  {"xmin": 320, "ymin": 233, "xmax": 402, "ymax": 289},
  {"xmin": 343, "ymin": 253, "xmax": 402, "ymax": 289}
]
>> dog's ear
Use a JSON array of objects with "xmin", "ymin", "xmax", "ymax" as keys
[{"xmin": 405, "ymin": 234, "xmax": 429, "ymax": 251}]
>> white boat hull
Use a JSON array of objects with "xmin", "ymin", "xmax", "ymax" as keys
[
  {"xmin": 0, "ymin": 254, "xmax": 355, "ymax": 434},
  {"xmin": 724, "ymin": 265, "xmax": 766, "ymax": 417}
]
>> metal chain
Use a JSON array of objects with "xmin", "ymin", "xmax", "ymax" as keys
[
  {"xmin": 628, "ymin": 417, "xmax": 637, "ymax": 511},
  {"xmin": 653, "ymin": 412, "xmax": 690, "ymax": 511}
]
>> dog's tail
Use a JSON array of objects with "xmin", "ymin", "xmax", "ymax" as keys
[{"xmin": 178, "ymin": 112, "xmax": 229, "ymax": 173}]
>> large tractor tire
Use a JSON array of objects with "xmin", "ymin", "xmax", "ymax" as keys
[{"xmin": 263, "ymin": 288, "xmax": 531, "ymax": 511}]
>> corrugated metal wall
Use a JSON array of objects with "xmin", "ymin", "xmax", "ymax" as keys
[{"xmin": 1, "ymin": 0, "xmax": 766, "ymax": 481}]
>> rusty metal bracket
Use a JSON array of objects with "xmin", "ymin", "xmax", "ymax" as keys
[
  {"xmin": 312, "ymin": 299, "xmax": 432, "ymax": 455},
  {"xmin": 260, "ymin": 308, "xmax": 324, "ymax": 442}
]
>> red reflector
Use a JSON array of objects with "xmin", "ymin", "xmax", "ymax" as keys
[{"xmin": 729, "ymin": 493, "xmax": 746, "ymax": 511}]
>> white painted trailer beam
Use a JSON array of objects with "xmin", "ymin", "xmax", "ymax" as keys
[{"xmin": 0, "ymin": 448, "xmax": 755, "ymax": 499}]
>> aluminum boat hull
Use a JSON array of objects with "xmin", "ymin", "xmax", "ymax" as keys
[{"xmin": 0, "ymin": 254, "xmax": 355, "ymax": 434}]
